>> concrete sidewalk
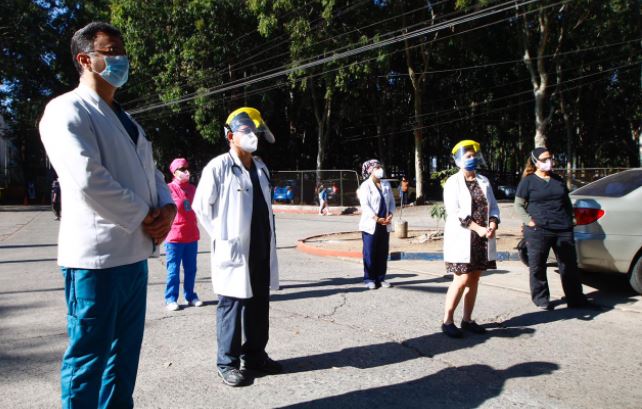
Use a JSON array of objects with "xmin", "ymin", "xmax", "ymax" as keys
[{"xmin": 1, "ymin": 207, "xmax": 641, "ymax": 408}]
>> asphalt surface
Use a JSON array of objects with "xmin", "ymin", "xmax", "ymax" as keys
[{"xmin": 1, "ymin": 204, "xmax": 641, "ymax": 408}]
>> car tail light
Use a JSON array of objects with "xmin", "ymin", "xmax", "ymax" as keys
[{"xmin": 574, "ymin": 208, "xmax": 605, "ymax": 225}]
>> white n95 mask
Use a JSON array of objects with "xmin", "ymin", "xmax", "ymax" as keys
[{"xmin": 236, "ymin": 131, "xmax": 258, "ymax": 153}]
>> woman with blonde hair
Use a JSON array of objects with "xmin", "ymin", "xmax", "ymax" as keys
[{"xmin": 442, "ymin": 140, "xmax": 500, "ymax": 338}]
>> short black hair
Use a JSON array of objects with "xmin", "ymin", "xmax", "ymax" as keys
[{"xmin": 70, "ymin": 22, "xmax": 123, "ymax": 74}]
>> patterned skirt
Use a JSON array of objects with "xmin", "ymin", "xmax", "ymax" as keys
[{"xmin": 446, "ymin": 232, "xmax": 496, "ymax": 274}]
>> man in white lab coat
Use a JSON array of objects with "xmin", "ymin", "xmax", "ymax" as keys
[
  {"xmin": 39, "ymin": 22, "xmax": 176, "ymax": 408},
  {"xmin": 193, "ymin": 107, "xmax": 280, "ymax": 387}
]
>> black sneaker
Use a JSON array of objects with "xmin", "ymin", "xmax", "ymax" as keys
[
  {"xmin": 241, "ymin": 357, "xmax": 283, "ymax": 375},
  {"xmin": 536, "ymin": 303, "xmax": 554, "ymax": 311},
  {"xmin": 461, "ymin": 320, "xmax": 487, "ymax": 334},
  {"xmin": 218, "ymin": 368, "xmax": 246, "ymax": 387},
  {"xmin": 441, "ymin": 322, "xmax": 463, "ymax": 338}
]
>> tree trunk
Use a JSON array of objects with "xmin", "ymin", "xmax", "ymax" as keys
[
  {"xmin": 376, "ymin": 122, "xmax": 385, "ymax": 166},
  {"xmin": 401, "ymin": 0, "xmax": 436, "ymax": 204},
  {"xmin": 522, "ymin": 5, "xmax": 554, "ymax": 148},
  {"xmin": 311, "ymin": 84, "xmax": 332, "ymax": 179},
  {"xmin": 412, "ymin": 86, "xmax": 425, "ymax": 204}
]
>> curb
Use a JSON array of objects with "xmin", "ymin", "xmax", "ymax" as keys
[
  {"xmin": 273, "ymin": 204, "xmax": 360, "ymax": 215},
  {"xmin": 296, "ymin": 232, "xmax": 522, "ymax": 261},
  {"xmin": 296, "ymin": 231, "xmax": 363, "ymax": 258}
]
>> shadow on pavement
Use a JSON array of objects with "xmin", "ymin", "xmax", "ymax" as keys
[
  {"xmin": 500, "ymin": 303, "xmax": 607, "ymax": 327},
  {"xmin": 579, "ymin": 270, "xmax": 639, "ymax": 310},
  {"xmin": 0, "ymin": 287, "xmax": 64, "ymax": 295},
  {"xmin": 0, "ymin": 258, "xmax": 57, "ymax": 265},
  {"xmin": 0, "ymin": 300, "xmax": 64, "ymax": 376},
  {"xmin": 280, "ymin": 326, "xmax": 535, "ymax": 374},
  {"xmin": 0, "ymin": 243, "xmax": 57, "ymax": 249},
  {"xmin": 0, "ymin": 205, "xmax": 49, "ymax": 212},
  {"xmin": 278, "ymin": 361, "xmax": 558, "ymax": 409},
  {"xmin": 273, "ymin": 274, "xmax": 448, "ymax": 301}
]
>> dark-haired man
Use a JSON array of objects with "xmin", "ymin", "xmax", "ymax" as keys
[{"xmin": 39, "ymin": 21, "xmax": 176, "ymax": 408}]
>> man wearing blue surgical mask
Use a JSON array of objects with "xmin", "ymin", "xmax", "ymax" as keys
[{"xmin": 39, "ymin": 22, "xmax": 176, "ymax": 408}]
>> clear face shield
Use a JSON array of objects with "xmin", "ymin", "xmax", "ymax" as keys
[
  {"xmin": 224, "ymin": 107, "xmax": 275, "ymax": 144},
  {"xmin": 451, "ymin": 140, "xmax": 486, "ymax": 170}
]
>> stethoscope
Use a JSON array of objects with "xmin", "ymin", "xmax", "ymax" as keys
[{"xmin": 228, "ymin": 152, "xmax": 272, "ymax": 192}]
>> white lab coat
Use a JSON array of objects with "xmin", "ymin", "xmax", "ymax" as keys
[
  {"xmin": 358, "ymin": 178, "xmax": 396, "ymax": 234},
  {"xmin": 39, "ymin": 84, "xmax": 174, "ymax": 269},
  {"xmin": 192, "ymin": 150, "xmax": 279, "ymax": 299},
  {"xmin": 443, "ymin": 171, "xmax": 500, "ymax": 263}
]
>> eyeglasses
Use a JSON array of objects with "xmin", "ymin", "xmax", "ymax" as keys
[{"xmin": 234, "ymin": 126, "xmax": 258, "ymax": 135}]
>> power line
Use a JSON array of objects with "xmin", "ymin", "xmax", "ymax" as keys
[
  {"xmin": 132, "ymin": 0, "xmax": 602, "ymax": 127},
  {"xmin": 340, "ymin": 62, "xmax": 639, "ymax": 143},
  {"xmin": 382, "ymin": 37, "xmax": 642, "ymax": 76},
  {"xmin": 128, "ymin": 0, "xmax": 544, "ymax": 115},
  {"xmin": 119, "ymin": 0, "xmax": 464, "ymax": 110}
]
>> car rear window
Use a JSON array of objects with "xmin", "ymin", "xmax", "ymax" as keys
[{"xmin": 572, "ymin": 169, "xmax": 642, "ymax": 197}]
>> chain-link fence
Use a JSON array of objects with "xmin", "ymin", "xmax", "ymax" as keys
[{"xmin": 271, "ymin": 170, "xmax": 361, "ymax": 206}]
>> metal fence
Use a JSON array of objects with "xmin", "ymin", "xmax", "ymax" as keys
[{"xmin": 271, "ymin": 170, "xmax": 361, "ymax": 206}]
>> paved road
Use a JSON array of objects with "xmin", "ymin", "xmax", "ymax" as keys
[{"xmin": 1, "ymin": 206, "xmax": 640, "ymax": 408}]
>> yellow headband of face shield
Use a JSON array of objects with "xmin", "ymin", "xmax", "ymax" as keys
[{"xmin": 451, "ymin": 139, "xmax": 481, "ymax": 155}]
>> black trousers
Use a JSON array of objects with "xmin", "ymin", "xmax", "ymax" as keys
[
  {"xmin": 216, "ymin": 259, "xmax": 270, "ymax": 372},
  {"xmin": 524, "ymin": 226, "xmax": 587, "ymax": 307}
]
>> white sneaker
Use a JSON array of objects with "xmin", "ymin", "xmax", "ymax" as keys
[
  {"xmin": 380, "ymin": 280, "xmax": 392, "ymax": 288},
  {"xmin": 365, "ymin": 282, "xmax": 376, "ymax": 290},
  {"xmin": 166, "ymin": 302, "xmax": 180, "ymax": 311},
  {"xmin": 190, "ymin": 298, "xmax": 204, "ymax": 307}
]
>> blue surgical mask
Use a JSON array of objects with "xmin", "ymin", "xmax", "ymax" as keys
[
  {"xmin": 97, "ymin": 55, "xmax": 129, "ymax": 88},
  {"xmin": 463, "ymin": 157, "xmax": 477, "ymax": 171}
]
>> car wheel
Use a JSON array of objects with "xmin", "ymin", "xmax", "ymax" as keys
[{"xmin": 629, "ymin": 255, "xmax": 642, "ymax": 295}]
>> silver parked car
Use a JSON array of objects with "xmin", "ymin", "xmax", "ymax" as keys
[{"xmin": 571, "ymin": 168, "xmax": 642, "ymax": 294}]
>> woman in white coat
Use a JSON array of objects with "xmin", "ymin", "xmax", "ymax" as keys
[
  {"xmin": 442, "ymin": 140, "xmax": 500, "ymax": 338},
  {"xmin": 358, "ymin": 159, "xmax": 396, "ymax": 290}
]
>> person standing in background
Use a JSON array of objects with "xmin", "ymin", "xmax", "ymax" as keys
[
  {"xmin": 164, "ymin": 157, "xmax": 202, "ymax": 311},
  {"xmin": 358, "ymin": 159, "xmax": 396, "ymax": 290},
  {"xmin": 400, "ymin": 176, "xmax": 409, "ymax": 205},
  {"xmin": 514, "ymin": 147, "xmax": 596, "ymax": 311},
  {"xmin": 318, "ymin": 183, "xmax": 329, "ymax": 215},
  {"xmin": 51, "ymin": 178, "xmax": 61, "ymax": 220}
]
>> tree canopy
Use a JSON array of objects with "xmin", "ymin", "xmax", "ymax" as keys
[{"xmin": 1, "ymin": 0, "xmax": 640, "ymax": 200}]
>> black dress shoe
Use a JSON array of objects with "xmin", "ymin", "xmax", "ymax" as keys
[
  {"xmin": 218, "ymin": 368, "xmax": 246, "ymax": 387},
  {"xmin": 441, "ymin": 322, "xmax": 463, "ymax": 338},
  {"xmin": 461, "ymin": 320, "xmax": 487, "ymax": 334},
  {"xmin": 242, "ymin": 357, "xmax": 283, "ymax": 375}
]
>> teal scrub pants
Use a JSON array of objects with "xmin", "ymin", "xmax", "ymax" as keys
[{"xmin": 61, "ymin": 260, "xmax": 148, "ymax": 409}]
